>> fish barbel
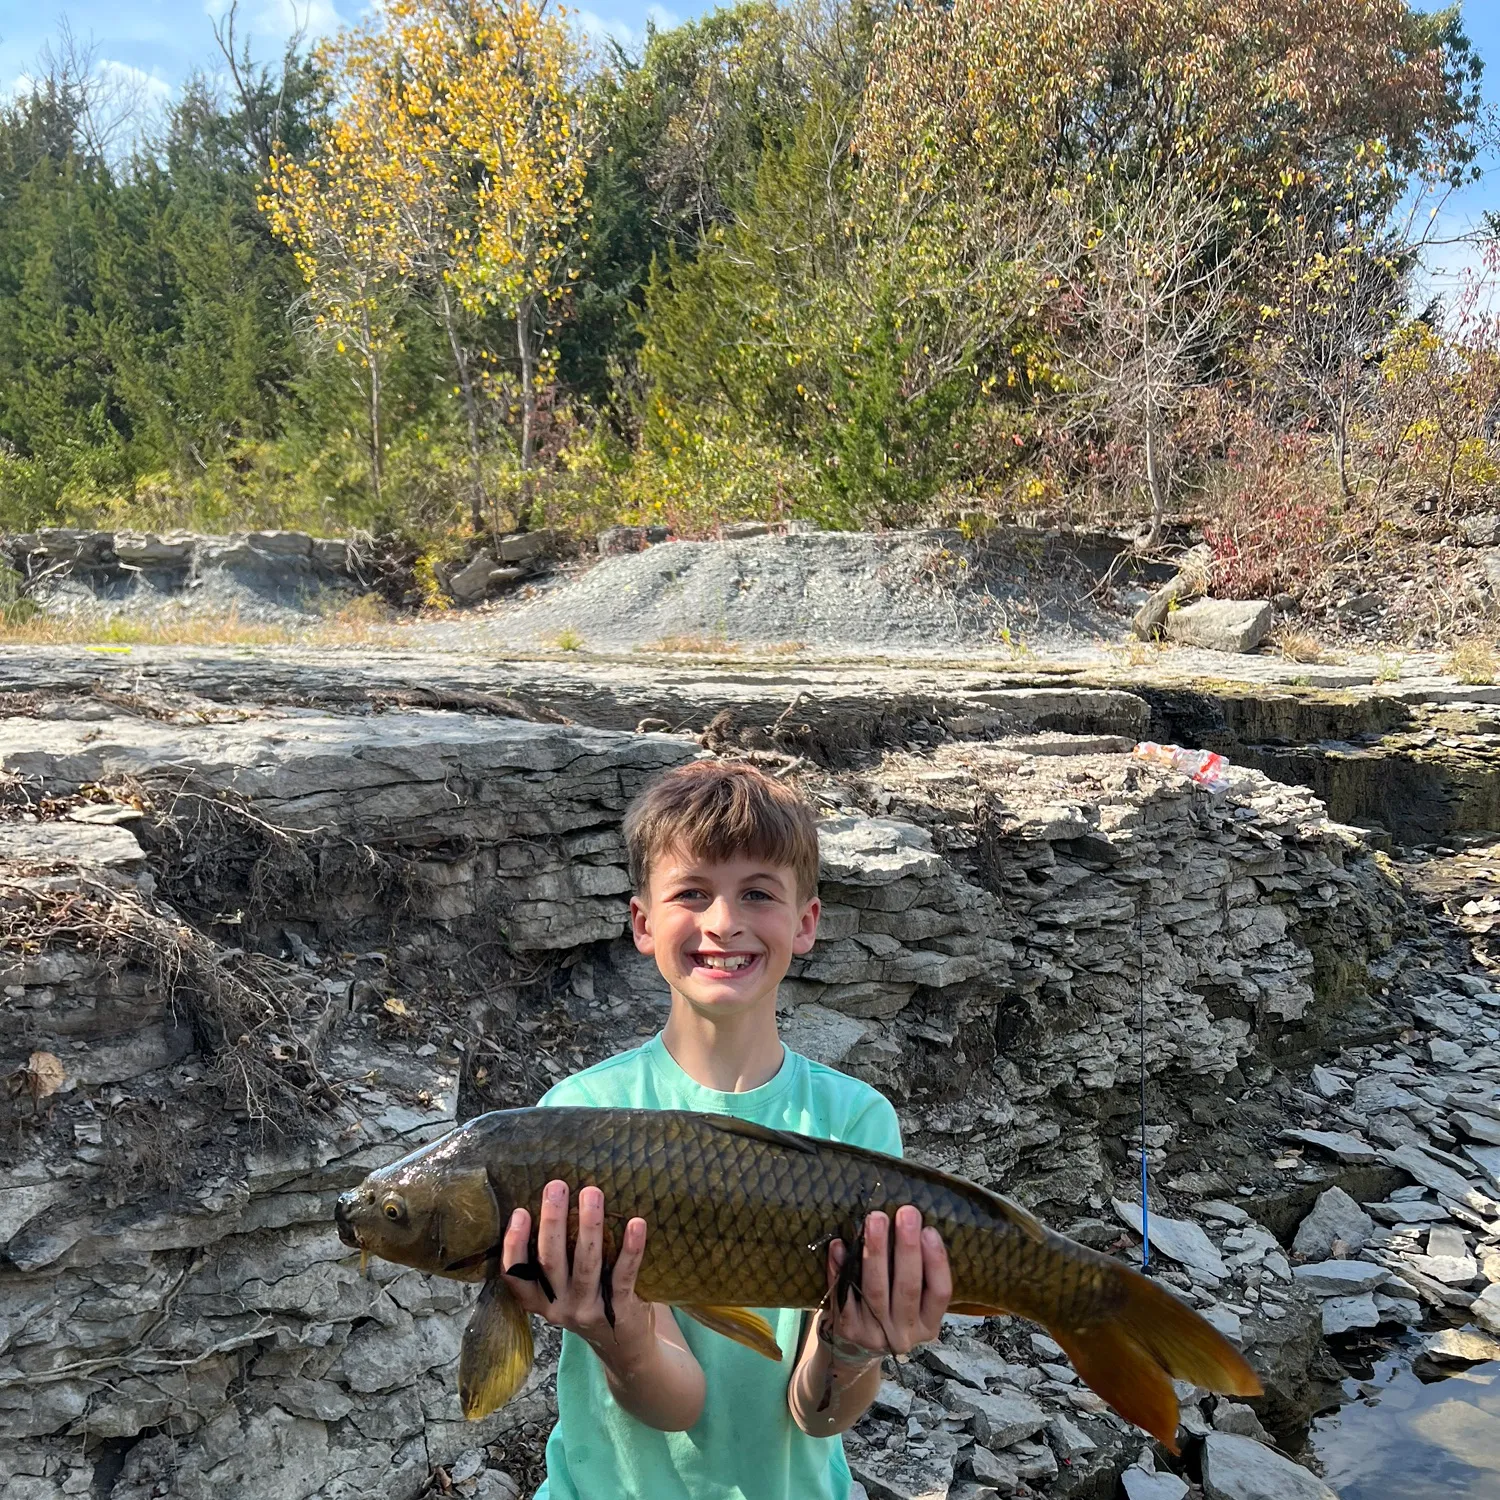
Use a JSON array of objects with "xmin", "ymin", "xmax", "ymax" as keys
[{"xmin": 334, "ymin": 1106, "xmax": 1260, "ymax": 1445}]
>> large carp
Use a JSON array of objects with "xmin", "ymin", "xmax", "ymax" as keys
[{"xmin": 334, "ymin": 1106, "xmax": 1259, "ymax": 1446}]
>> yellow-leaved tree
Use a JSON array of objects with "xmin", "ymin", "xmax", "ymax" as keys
[
  {"xmin": 436, "ymin": 0, "xmax": 591, "ymax": 522},
  {"xmin": 264, "ymin": 0, "xmax": 590, "ymax": 523},
  {"xmin": 262, "ymin": 35, "xmax": 431, "ymax": 507}
]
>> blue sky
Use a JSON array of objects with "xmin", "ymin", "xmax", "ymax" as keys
[
  {"xmin": 0, "ymin": 0, "xmax": 687, "ymax": 97},
  {"xmin": 2, "ymin": 0, "xmax": 1498, "ymax": 292}
]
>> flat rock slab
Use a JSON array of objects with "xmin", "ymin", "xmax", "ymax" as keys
[
  {"xmin": 1463, "ymin": 1143, "xmax": 1500, "ymax": 1191},
  {"xmin": 777, "ymin": 1004, "xmax": 870, "ymax": 1068},
  {"xmin": 1164, "ymin": 599, "xmax": 1274, "ymax": 653},
  {"xmin": 1201, "ymin": 1433, "xmax": 1339, "ymax": 1500},
  {"xmin": 1310, "ymin": 1065, "xmax": 1349, "ymax": 1098},
  {"xmin": 1114, "ymin": 1199, "xmax": 1230, "ymax": 1279},
  {"xmin": 1353, "ymin": 1075, "xmax": 1423, "ymax": 1113},
  {"xmin": 939, "ymin": 1383, "xmax": 1047, "ymax": 1447},
  {"xmin": 1386, "ymin": 1144, "xmax": 1492, "ymax": 1212},
  {"xmin": 1366, "ymin": 1199, "xmax": 1452, "ymax": 1225},
  {"xmin": 1, "ymin": 820, "xmax": 148, "ymax": 872},
  {"xmin": 968, "ymin": 1446, "xmax": 1021, "ymax": 1489},
  {"xmin": 1197, "ymin": 1199, "xmax": 1251, "ymax": 1226},
  {"xmin": 1471, "ymin": 1284, "xmax": 1500, "ymax": 1335},
  {"xmin": 1123, "ymin": 1469, "xmax": 1190, "ymax": 1500},
  {"xmin": 1424, "ymin": 1327, "xmax": 1500, "ymax": 1364},
  {"xmin": 1292, "ymin": 1260, "xmax": 1388, "ymax": 1296},
  {"xmin": 1322, "ymin": 1293, "xmax": 1381, "ymax": 1335},
  {"xmin": 1455, "ymin": 1111, "xmax": 1500, "ymax": 1145},
  {"xmin": 1280, "ymin": 1129, "xmax": 1377, "ymax": 1163},
  {"xmin": 919, "ymin": 1335, "xmax": 1012, "ymax": 1389}
]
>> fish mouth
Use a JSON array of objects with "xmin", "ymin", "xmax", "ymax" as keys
[{"xmin": 334, "ymin": 1193, "xmax": 362, "ymax": 1249}]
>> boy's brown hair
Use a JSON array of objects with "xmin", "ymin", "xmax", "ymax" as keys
[{"xmin": 624, "ymin": 761, "xmax": 821, "ymax": 901}]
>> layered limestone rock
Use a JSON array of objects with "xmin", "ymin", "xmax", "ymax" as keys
[{"xmin": 0, "ymin": 701, "xmax": 1405, "ymax": 1499}]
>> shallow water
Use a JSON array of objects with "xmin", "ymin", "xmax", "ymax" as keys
[{"xmin": 1309, "ymin": 1335, "xmax": 1500, "ymax": 1498}]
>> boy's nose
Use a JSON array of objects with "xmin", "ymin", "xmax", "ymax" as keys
[{"xmin": 704, "ymin": 896, "xmax": 740, "ymax": 933}]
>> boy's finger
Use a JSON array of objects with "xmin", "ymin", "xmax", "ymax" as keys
[
  {"xmin": 536, "ymin": 1179, "xmax": 570, "ymax": 1290},
  {"xmin": 571, "ymin": 1185, "xmax": 604, "ymax": 1303},
  {"xmin": 826, "ymin": 1238, "xmax": 845, "ymax": 1291},
  {"xmin": 860, "ymin": 1212, "xmax": 891, "ymax": 1323},
  {"xmin": 502, "ymin": 1206, "xmax": 531, "ymax": 1269},
  {"xmin": 501, "ymin": 1208, "xmax": 549, "ymax": 1310},
  {"xmin": 890, "ymin": 1206, "xmax": 924, "ymax": 1332},
  {"xmin": 610, "ymin": 1216, "xmax": 648, "ymax": 1301},
  {"xmin": 918, "ymin": 1226, "xmax": 953, "ymax": 1336}
]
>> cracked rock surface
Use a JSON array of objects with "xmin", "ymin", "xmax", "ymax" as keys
[{"xmin": 0, "ymin": 656, "xmax": 1492, "ymax": 1499}]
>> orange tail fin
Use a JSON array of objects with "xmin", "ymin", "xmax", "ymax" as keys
[{"xmin": 1051, "ymin": 1263, "xmax": 1262, "ymax": 1454}]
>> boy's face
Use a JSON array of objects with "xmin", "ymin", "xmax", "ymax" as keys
[{"xmin": 629, "ymin": 846, "xmax": 819, "ymax": 1020}]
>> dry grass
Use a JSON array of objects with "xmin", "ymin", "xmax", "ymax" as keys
[
  {"xmin": 1114, "ymin": 638, "xmax": 1169, "ymax": 668},
  {"xmin": 1274, "ymin": 629, "xmax": 1330, "ymax": 665},
  {"xmin": 643, "ymin": 634, "xmax": 742, "ymax": 654},
  {"xmin": 1447, "ymin": 640, "xmax": 1498, "ymax": 686},
  {"xmin": 0, "ymin": 874, "xmax": 340, "ymax": 1138},
  {"xmin": 0, "ymin": 595, "xmax": 403, "ymax": 651}
]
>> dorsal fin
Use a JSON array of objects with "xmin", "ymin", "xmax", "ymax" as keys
[{"xmin": 702, "ymin": 1114, "xmax": 819, "ymax": 1153}]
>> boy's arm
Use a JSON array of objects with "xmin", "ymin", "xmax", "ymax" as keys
[
  {"xmin": 502, "ymin": 1182, "xmax": 706, "ymax": 1432},
  {"xmin": 788, "ymin": 1205, "xmax": 951, "ymax": 1437}
]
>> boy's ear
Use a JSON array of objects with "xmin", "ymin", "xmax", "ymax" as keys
[
  {"xmin": 629, "ymin": 893, "xmax": 655, "ymax": 955},
  {"xmin": 791, "ymin": 895, "xmax": 820, "ymax": 955}
]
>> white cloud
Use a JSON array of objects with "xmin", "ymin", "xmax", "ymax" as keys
[
  {"xmin": 202, "ymin": 0, "xmax": 348, "ymax": 47},
  {"xmin": 574, "ymin": 9, "xmax": 643, "ymax": 48},
  {"xmin": 98, "ymin": 58, "xmax": 175, "ymax": 103},
  {"xmin": 573, "ymin": 2, "xmax": 678, "ymax": 54}
]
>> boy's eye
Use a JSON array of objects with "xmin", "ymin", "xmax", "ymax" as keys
[{"xmin": 671, "ymin": 887, "xmax": 708, "ymax": 902}]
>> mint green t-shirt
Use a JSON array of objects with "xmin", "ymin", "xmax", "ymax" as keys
[{"xmin": 532, "ymin": 1032, "xmax": 902, "ymax": 1500}]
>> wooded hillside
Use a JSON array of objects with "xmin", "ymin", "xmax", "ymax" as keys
[{"xmin": 0, "ymin": 0, "xmax": 1491, "ymax": 600}]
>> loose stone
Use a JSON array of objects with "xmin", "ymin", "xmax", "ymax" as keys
[{"xmin": 1201, "ymin": 1433, "xmax": 1340, "ymax": 1500}]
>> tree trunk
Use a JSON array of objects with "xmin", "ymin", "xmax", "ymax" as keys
[
  {"xmin": 516, "ymin": 293, "xmax": 538, "ymax": 530},
  {"xmin": 1142, "ymin": 408, "xmax": 1167, "ymax": 551},
  {"xmin": 1334, "ymin": 393, "xmax": 1352, "ymax": 499},
  {"xmin": 439, "ymin": 284, "xmax": 486, "ymax": 533},
  {"xmin": 363, "ymin": 315, "xmax": 383, "ymax": 508}
]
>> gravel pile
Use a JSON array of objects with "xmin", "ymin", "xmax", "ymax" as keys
[{"xmin": 476, "ymin": 530, "xmax": 1129, "ymax": 653}]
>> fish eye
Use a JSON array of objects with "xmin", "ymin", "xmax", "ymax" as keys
[{"xmin": 383, "ymin": 1199, "xmax": 404, "ymax": 1222}]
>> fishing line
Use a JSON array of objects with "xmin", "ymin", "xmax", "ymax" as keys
[{"xmin": 1137, "ymin": 891, "xmax": 1150, "ymax": 1269}]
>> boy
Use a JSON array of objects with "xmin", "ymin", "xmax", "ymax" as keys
[{"xmin": 499, "ymin": 760, "xmax": 952, "ymax": 1500}]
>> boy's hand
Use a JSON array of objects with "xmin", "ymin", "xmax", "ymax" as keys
[
  {"xmin": 825, "ymin": 1206, "xmax": 951, "ymax": 1356},
  {"xmin": 502, "ymin": 1181, "xmax": 658, "ymax": 1371}
]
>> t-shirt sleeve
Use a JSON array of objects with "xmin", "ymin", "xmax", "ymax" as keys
[
  {"xmin": 842, "ymin": 1089, "xmax": 903, "ymax": 1158},
  {"xmin": 538, "ymin": 1075, "xmax": 594, "ymax": 1108}
]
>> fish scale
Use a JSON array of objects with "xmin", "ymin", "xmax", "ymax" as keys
[
  {"xmin": 470, "ymin": 1107, "xmax": 1113, "ymax": 1324},
  {"xmin": 337, "ymin": 1104, "xmax": 1263, "ymax": 1449}
]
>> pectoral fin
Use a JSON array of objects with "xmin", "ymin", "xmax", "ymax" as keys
[
  {"xmin": 459, "ymin": 1275, "xmax": 534, "ymax": 1420},
  {"xmin": 678, "ymin": 1304, "xmax": 783, "ymax": 1361}
]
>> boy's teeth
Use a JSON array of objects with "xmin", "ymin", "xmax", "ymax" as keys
[{"xmin": 699, "ymin": 955, "xmax": 753, "ymax": 970}]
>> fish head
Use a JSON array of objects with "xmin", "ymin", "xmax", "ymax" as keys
[{"xmin": 335, "ymin": 1129, "xmax": 502, "ymax": 1279}]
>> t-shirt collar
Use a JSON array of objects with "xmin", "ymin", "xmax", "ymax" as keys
[{"xmin": 645, "ymin": 1031, "xmax": 798, "ymax": 1112}]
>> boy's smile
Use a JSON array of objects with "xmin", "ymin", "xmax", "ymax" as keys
[{"xmin": 631, "ymin": 848, "xmax": 820, "ymax": 1016}]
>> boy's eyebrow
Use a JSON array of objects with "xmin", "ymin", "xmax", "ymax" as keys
[{"xmin": 662, "ymin": 864, "xmax": 793, "ymax": 888}]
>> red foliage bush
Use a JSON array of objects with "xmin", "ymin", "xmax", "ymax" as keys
[{"xmin": 1203, "ymin": 430, "xmax": 1349, "ymax": 599}]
